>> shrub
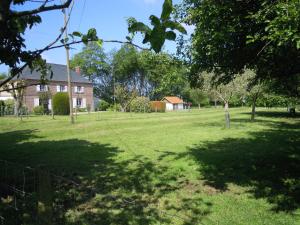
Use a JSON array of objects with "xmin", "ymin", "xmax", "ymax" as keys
[
  {"xmin": 130, "ymin": 97, "xmax": 151, "ymax": 113},
  {"xmin": 108, "ymin": 103, "xmax": 121, "ymax": 112},
  {"xmin": 33, "ymin": 106, "xmax": 44, "ymax": 115},
  {"xmin": 53, "ymin": 93, "xmax": 70, "ymax": 115},
  {"xmin": 76, "ymin": 107, "xmax": 87, "ymax": 112},
  {"xmin": 150, "ymin": 101, "xmax": 166, "ymax": 112},
  {"xmin": 98, "ymin": 100, "xmax": 110, "ymax": 111},
  {"xmin": 4, "ymin": 99, "xmax": 14, "ymax": 115}
]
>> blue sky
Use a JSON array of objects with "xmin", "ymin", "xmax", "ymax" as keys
[{"xmin": 1, "ymin": 0, "xmax": 191, "ymax": 73}]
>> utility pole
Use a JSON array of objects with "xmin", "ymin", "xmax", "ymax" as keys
[
  {"xmin": 63, "ymin": 2, "xmax": 74, "ymax": 124},
  {"xmin": 112, "ymin": 64, "xmax": 116, "ymax": 112}
]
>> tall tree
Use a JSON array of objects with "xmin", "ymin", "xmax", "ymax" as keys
[
  {"xmin": 179, "ymin": 0, "xmax": 300, "ymax": 90},
  {"xmin": 70, "ymin": 43, "xmax": 113, "ymax": 102},
  {"xmin": 189, "ymin": 88, "xmax": 208, "ymax": 109}
]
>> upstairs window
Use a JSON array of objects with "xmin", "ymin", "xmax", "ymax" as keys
[
  {"xmin": 75, "ymin": 86, "xmax": 84, "ymax": 93},
  {"xmin": 37, "ymin": 85, "xmax": 48, "ymax": 92}
]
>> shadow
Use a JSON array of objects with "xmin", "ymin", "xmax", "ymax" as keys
[
  {"xmin": 242, "ymin": 111, "xmax": 300, "ymax": 118},
  {"xmin": 0, "ymin": 130, "xmax": 209, "ymax": 224},
  {"xmin": 186, "ymin": 120, "xmax": 300, "ymax": 212}
]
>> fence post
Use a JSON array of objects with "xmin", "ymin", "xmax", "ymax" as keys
[{"xmin": 37, "ymin": 167, "xmax": 53, "ymax": 225}]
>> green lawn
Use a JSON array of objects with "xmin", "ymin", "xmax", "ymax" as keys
[{"xmin": 0, "ymin": 108, "xmax": 299, "ymax": 225}]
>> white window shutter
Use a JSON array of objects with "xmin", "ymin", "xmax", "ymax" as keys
[
  {"xmin": 34, "ymin": 98, "xmax": 39, "ymax": 107},
  {"xmin": 46, "ymin": 85, "xmax": 49, "ymax": 91},
  {"xmin": 81, "ymin": 86, "xmax": 85, "ymax": 93},
  {"xmin": 64, "ymin": 86, "xmax": 68, "ymax": 92},
  {"xmin": 73, "ymin": 98, "xmax": 76, "ymax": 108},
  {"xmin": 36, "ymin": 85, "xmax": 40, "ymax": 92},
  {"xmin": 74, "ymin": 86, "xmax": 77, "ymax": 93},
  {"xmin": 82, "ymin": 98, "xmax": 86, "ymax": 108},
  {"xmin": 57, "ymin": 85, "xmax": 60, "ymax": 92},
  {"xmin": 49, "ymin": 99, "xmax": 52, "ymax": 110}
]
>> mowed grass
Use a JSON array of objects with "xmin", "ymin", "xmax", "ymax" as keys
[{"xmin": 0, "ymin": 108, "xmax": 299, "ymax": 224}]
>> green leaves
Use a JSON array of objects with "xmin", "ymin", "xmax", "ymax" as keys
[
  {"xmin": 127, "ymin": 0, "xmax": 186, "ymax": 53},
  {"xmin": 165, "ymin": 31, "xmax": 176, "ymax": 40},
  {"xmin": 128, "ymin": 22, "xmax": 151, "ymax": 34},
  {"xmin": 161, "ymin": 0, "xmax": 173, "ymax": 21}
]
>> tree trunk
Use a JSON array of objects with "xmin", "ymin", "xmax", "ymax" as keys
[
  {"xmin": 224, "ymin": 102, "xmax": 230, "ymax": 128},
  {"xmin": 251, "ymin": 98, "xmax": 257, "ymax": 121},
  {"xmin": 14, "ymin": 98, "xmax": 20, "ymax": 117},
  {"xmin": 214, "ymin": 100, "xmax": 217, "ymax": 108},
  {"xmin": 198, "ymin": 103, "xmax": 201, "ymax": 110}
]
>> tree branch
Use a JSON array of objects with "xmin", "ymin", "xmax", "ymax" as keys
[
  {"xmin": 11, "ymin": 0, "xmax": 72, "ymax": 17},
  {"xmin": 0, "ymin": 81, "xmax": 41, "ymax": 93}
]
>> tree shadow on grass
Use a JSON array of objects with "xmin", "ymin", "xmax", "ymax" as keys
[
  {"xmin": 186, "ymin": 120, "xmax": 300, "ymax": 212},
  {"xmin": 242, "ymin": 110, "xmax": 300, "ymax": 119},
  {"xmin": 0, "ymin": 130, "xmax": 210, "ymax": 225}
]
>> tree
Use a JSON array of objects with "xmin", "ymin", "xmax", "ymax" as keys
[
  {"xmin": 189, "ymin": 88, "xmax": 208, "ymax": 109},
  {"xmin": 200, "ymin": 73, "xmax": 249, "ymax": 128},
  {"xmin": 9, "ymin": 81, "xmax": 26, "ymax": 117},
  {"xmin": 0, "ymin": 73, "xmax": 6, "ymax": 80},
  {"xmin": 0, "ymin": 0, "xmax": 185, "ymax": 90},
  {"xmin": 179, "ymin": 0, "xmax": 300, "ymax": 90},
  {"xmin": 70, "ymin": 42, "xmax": 113, "ymax": 102},
  {"xmin": 115, "ymin": 85, "xmax": 138, "ymax": 112},
  {"xmin": 112, "ymin": 45, "xmax": 188, "ymax": 100}
]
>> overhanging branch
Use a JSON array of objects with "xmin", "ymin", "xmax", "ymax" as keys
[{"xmin": 11, "ymin": 0, "xmax": 72, "ymax": 17}]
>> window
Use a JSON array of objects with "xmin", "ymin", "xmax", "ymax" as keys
[
  {"xmin": 77, "ymin": 86, "xmax": 82, "ymax": 93},
  {"xmin": 76, "ymin": 98, "xmax": 82, "ymax": 107},
  {"xmin": 37, "ymin": 84, "xmax": 47, "ymax": 92},
  {"xmin": 40, "ymin": 85, "xmax": 47, "ymax": 92},
  {"xmin": 60, "ymin": 85, "xmax": 65, "ymax": 92}
]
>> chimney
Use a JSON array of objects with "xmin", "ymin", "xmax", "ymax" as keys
[{"xmin": 75, "ymin": 66, "xmax": 80, "ymax": 75}]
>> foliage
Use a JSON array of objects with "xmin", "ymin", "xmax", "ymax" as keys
[
  {"xmin": 128, "ymin": 0, "xmax": 186, "ymax": 53},
  {"xmin": 180, "ymin": 0, "xmax": 300, "ymax": 91},
  {"xmin": 33, "ymin": 106, "xmax": 44, "ymax": 115},
  {"xmin": 0, "ymin": 72, "xmax": 7, "ymax": 80},
  {"xmin": 115, "ymin": 85, "xmax": 138, "ymax": 112},
  {"xmin": 150, "ymin": 101, "xmax": 166, "ymax": 112},
  {"xmin": 113, "ymin": 45, "xmax": 189, "ymax": 100},
  {"xmin": 97, "ymin": 100, "xmax": 110, "ymax": 111},
  {"xmin": 3, "ymin": 99, "xmax": 15, "ymax": 115},
  {"xmin": 107, "ymin": 103, "xmax": 122, "ymax": 112},
  {"xmin": 129, "ymin": 97, "xmax": 151, "ymax": 113},
  {"xmin": 39, "ymin": 91, "xmax": 51, "ymax": 114},
  {"xmin": 70, "ymin": 43, "xmax": 113, "ymax": 102},
  {"xmin": 189, "ymin": 88, "xmax": 209, "ymax": 108},
  {"xmin": 52, "ymin": 93, "xmax": 69, "ymax": 115}
]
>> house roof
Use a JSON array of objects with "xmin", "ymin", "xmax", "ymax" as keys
[
  {"xmin": 14, "ymin": 63, "xmax": 92, "ymax": 84},
  {"xmin": 162, "ymin": 96, "xmax": 184, "ymax": 104}
]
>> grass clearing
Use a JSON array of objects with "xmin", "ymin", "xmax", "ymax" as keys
[{"xmin": 0, "ymin": 108, "xmax": 299, "ymax": 224}]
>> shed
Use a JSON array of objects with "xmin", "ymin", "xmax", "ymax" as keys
[{"xmin": 162, "ymin": 96, "xmax": 184, "ymax": 111}]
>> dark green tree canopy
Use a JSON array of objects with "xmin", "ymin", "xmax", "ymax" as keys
[{"xmin": 180, "ymin": 0, "xmax": 300, "ymax": 93}]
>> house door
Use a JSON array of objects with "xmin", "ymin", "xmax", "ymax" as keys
[{"xmin": 173, "ymin": 104, "xmax": 178, "ymax": 110}]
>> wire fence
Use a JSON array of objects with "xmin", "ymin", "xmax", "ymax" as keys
[{"xmin": 0, "ymin": 158, "xmax": 197, "ymax": 225}]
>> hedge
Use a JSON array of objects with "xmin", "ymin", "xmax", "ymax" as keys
[
  {"xmin": 53, "ymin": 93, "xmax": 70, "ymax": 115},
  {"xmin": 150, "ymin": 101, "xmax": 166, "ymax": 112}
]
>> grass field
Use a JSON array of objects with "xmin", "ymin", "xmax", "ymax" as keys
[{"xmin": 0, "ymin": 108, "xmax": 299, "ymax": 224}]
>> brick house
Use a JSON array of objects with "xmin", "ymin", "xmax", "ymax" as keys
[{"xmin": 12, "ymin": 63, "xmax": 94, "ymax": 112}]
